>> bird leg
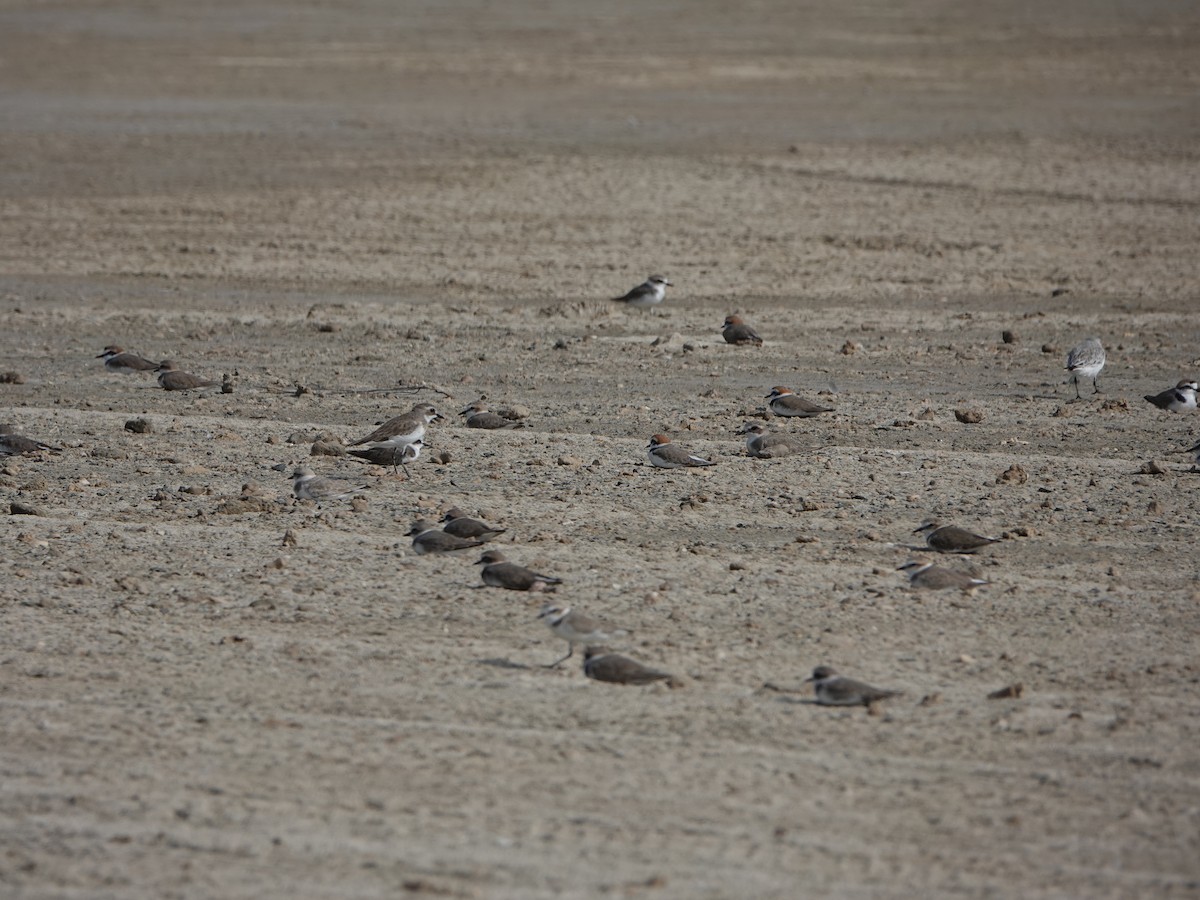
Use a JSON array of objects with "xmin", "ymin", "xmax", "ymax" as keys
[{"xmin": 543, "ymin": 644, "xmax": 574, "ymax": 668}]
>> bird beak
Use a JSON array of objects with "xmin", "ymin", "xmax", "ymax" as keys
[{"xmin": 802, "ymin": 675, "xmax": 815, "ymax": 683}]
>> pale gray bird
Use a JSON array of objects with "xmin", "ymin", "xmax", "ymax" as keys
[
  {"xmin": 1144, "ymin": 380, "xmax": 1198, "ymax": 413},
  {"xmin": 898, "ymin": 559, "xmax": 988, "ymax": 592},
  {"xmin": 646, "ymin": 434, "xmax": 716, "ymax": 468},
  {"xmin": 722, "ymin": 315, "xmax": 762, "ymax": 346},
  {"xmin": 804, "ymin": 666, "xmax": 902, "ymax": 707},
  {"xmin": 156, "ymin": 360, "xmax": 219, "ymax": 391},
  {"xmin": 291, "ymin": 468, "xmax": 368, "ymax": 504},
  {"xmin": 97, "ymin": 345, "xmax": 157, "ymax": 374},
  {"xmin": 408, "ymin": 520, "xmax": 485, "ymax": 555},
  {"xmin": 738, "ymin": 422, "xmax": 800, "ymax": 459},
  {"xmin": 0, "ymin": 424, "xmax": 61, "ymax": 456},
  {"xmin": 612, "ymin": 275, "xmax": 672, "ymax": 310},
  {"xmin": 346, "ymin": 439, "xmax": 423, "ymax": 477},
  {"xmin": 537, "ymin": 603, "xmax": 628, "ymax": 668},
  {"xmin": 1065, "ymin": 337, "xmax": 1106, "ymax": 400},
  {"xmin": 461, "ymin": 402, "xmax": 526, "ymax": 430},
  {"xmin": 441, "ymin": 508, "xmax": 505, "ymax": 541},
  {"xmin": 349, "ymin": 403, "xmax": 441, "ymax": 449}
]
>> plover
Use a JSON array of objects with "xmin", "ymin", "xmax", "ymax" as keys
[
  {"xmin": 349, "ymin": 403, "xmax": 441, "ymax": 450},
  {"xmin": 646, "ymin": 434, "xmax": 716, "ymax": 468},
  {"xmin": 96, "ymin": 345, "xmax": 158, "ymax": 374},
  {"xmin": 461, "ymin": 402, "xmax": 526, "ymax": 430},
  {"xmin": 1065, "ymin": 337, "xmax": 1105, "ymax": 400},
  {"xmin": 1178, "ymin": 438, "xmax": 1200, "ymax": 471},
  {"xmin": 346, "ymin": 439, "xmax": 423, "ymax": 477},
  {"xmin": 408, "ymin": 519, "xmax": 485, "ymax": 555},
  {"xmin": 441, "ymin": 508, "xmax": 505, "ymax": 541},
  {"xmin": 475, "ymin": 549, "xmax": 561, "ymax": 591},
  {"xmin": 156, "ymin": 360, "xmax": 219, "ymax": 392},
  {"xmin": 898, "ymin": 559, "xmax": 988, "ymax": 592},
  {"xmin": 765, "ymin": 386, "xmax": 833, "ymax": 418},
  {"xmin": 803, "ymin": 666, "xmax": 902, "ymax": 707},
  {"xmin": 1144, "ymin": 380, "xmax": 1198, "ymax": 413},
  {"xmin": 537, "ymin": 603, "xmax": 629, "ymax": 668},
  {"xmin": 291, "ymin": 467, "xmax": 368, "ymax": 504},
  {"xmin": 0, "ymin": 424, "xmax": 61, "ymax": 456},
  {"xmin": 611, "ymin": 275, "xmax": 672, "ymax": 310},
  {"xmin": 583, "ymin": 646, "xmax": 679, "ymax": 686},
  {"xmin": 913, "ymin": 520, "xmax": 1001, "ymax": 554},
  {"xmin": 722, "ymin": 315, "xmax": 763, "ymax": 346},
  {"xmin": 738, "ymin": 422, "xmax": 800, "ymax": 459}
]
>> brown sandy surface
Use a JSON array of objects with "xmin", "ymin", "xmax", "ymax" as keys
[{"xmin": 2, "ymin": 2, "xmax": 1200, "ymax": 897}]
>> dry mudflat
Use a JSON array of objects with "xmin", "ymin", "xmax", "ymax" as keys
[{"xmin": 1, "ymin": 2, "xmax": 1199, "ymax": 898}]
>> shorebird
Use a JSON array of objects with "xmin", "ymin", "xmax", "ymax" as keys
[
  {"xmin": 407, "ymin": 520, "xmax": 485, "ymax": 555},
  {"xmin": 441, "ymin": 508, "xmax": 505, "ymax": 541},
  {"xmin": 156, "ymin": 360, "xmax": 219, "ymax": 391},
  {"xmin": 898, "ymin": 559, "xmax": 988, "ymax": 592},
  {"xmin": 537, "ymin": 604, "xmax": 628, "ymax": 668},
  {"xmin": 475, "ymin": 549, "xmax": 561, "ymax": 591},
  {"xmin": 291, "ymin": 468, "xmax": 368, "ymax": 504},
  {"xmin": 346, "ymin": 439, "xmax": 423, "ymax": 477},
  {"xmin": 738, "ymin": 422, "xmax": 800, "ymax": 459},
  {"xmin": 803, "ymin": 666, "xmax": 902, "ymax": 707},
  {"xmin": 611, "ymin": 275, "xmax": 672, "ymax": 310},
  {"xmin": 913, "ymin": 520, "xmax": 1001, "ymax": 554},
  {"xmin": 1144, "ymin": 380, "xmax": 1198, "ymax": 413},
  {"xmin": 1178, "ymin": 438, "xmax": 1200, "ymax": 471},
  {"xmin": 765, "ymin": 386, "xmax": 833, "ymax": 418},
  {"xmin": 461, "ymin": 402, "xmax": 525, "ymax": 430},
  {"xmin": 96, "ymin": 345, "xmax": 157, "ymax": 374},
  {"xmin": 349, "ymin": 403, "xmax": 441, "ymax": 450},
  {"xmin": 722, "ymin": 315, "xmax": 763, "ymax": 346},
  {"xmin": 582, "ymin": 646, "xmax": 678, "ymax": 686},
  {"xmin": 1065, "ymin": 337, "xmax": 1106, "ymax": 400},
  {"xmin": 0, "ymin": 424, "xmax": 61, "ymax": 456},
  {"xmin": 646, "ymin": 434, "xmax": 716, "ymax": 469}
]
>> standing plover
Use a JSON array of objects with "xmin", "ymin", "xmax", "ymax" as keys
[
  {"xmin": 408, "ymin": 519, "xmax": 485, "ymax": 555},
  {"xmin": 156, "ymin": 360, "xmax": 219, "ymax": 391},
  {"xmin": 441, "ymin": 508, "xmax": 505, "ymax": 541},
  {"xmin": 804, "ymin": 666, "xmax": 902, "ymax": 707},
  {"xmin": 582, "ymin": 646, "xmax": 678, "ymax": 686},
  {"xmin": 349, "ymin": 403, "xmax": 441, "ymax": 450},
  {"xmin": 96, "ymin": 345, "xmax": 158, "ymax": 374},
  {"xmin": 1144, "ymin": 380, "xmax": 1198, "ymax": 413},
  {"xmin": 646, "ymin": 434, "xmax": 716, "ymax": 468},
  {"xmin": 475, "ymin": 549, "xmax": 561, "ymax": 591},
  {"xmin": 461, "ymin": 402, "xmax": 526, "ymax": 430},
  {"xmin": 1065, "ymin": 337, "xmax": 1105, "ymax": 400},
  {"xmin": 765, "ymin": 386, "xmax": 833, "ymax": 418},
  {"xmin": 346, "ymin": 439, "xmax": 423, "ymax": 477},
  {"xmin": 898, "ymin": 559, "xmax": 988, "ymax": 592},
  {"xmin": 291, "ymin": 468, "xmax": 369, "ymax": 504},
  {"xmin": 611, "ymin": 275, "xmax": 672, "ymax": 310},
  {"xmin": 913, "ymin": 520, "xmax": 1000, "ymax": 554},
  {"xmin": 0, "ymin": 424, "xmax": 61, "ymax": 456},
  {"xmin": 738, "ymin": 422, "xmax": 800, "ymax": 459},
  {"xmin": 537, "ymin": 603, "xmax": 628, "ymax": 668},
  {"xmin": 722, "ymin": 315, "xmax": 763, "ymax": 346}
]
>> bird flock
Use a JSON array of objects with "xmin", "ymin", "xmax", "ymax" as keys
[{"xmin": 3, "ymin": 282, "xmax": 1197, "ymax": 703}]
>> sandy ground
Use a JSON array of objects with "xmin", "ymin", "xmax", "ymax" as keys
[{"xmin": 2, "ymin": 1, "xmax": 1200, "ymax": 898}]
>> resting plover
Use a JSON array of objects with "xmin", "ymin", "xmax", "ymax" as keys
[
  {"xmin": 804, "ymin": 666, "xmax": 902, "ymax": 707},
  {"xmin": 475, "ymin": 549, "xmax": 561, "ymax": 591},
  {"xmin": 96, "ymin": 345, "xmax": 158, "ymax": 374},
  {"xmin": 913, "ymin": 520, "xmax": 1000, "ymax": 554},
  {"xmin": 461, "ymin": 402, "xmax": 526, "ymax": 430},
  {"xmin": 765, "ymin": 386, "xmax": 833, "ymax": 418},
  {"xmin": 0, "ymin": 424, "xmax": 61, "ymax": 456},
  {"xmin": 1065, "ymin": 337, "xmax": 1105, "ymax": 400},
  {"xmin": 441, "ymin": 508, "xmax": 505, "ymax": 541},
  {"xmin": 898, "ymin": 559, "xmax": 988, "ymax": 592},
  {"xmin": 405, "ymin": 519, "xmax": 484, "ymax": 555},
  {"xmin": 722, "ymin": 315, "xmax": 763, "ymax": 346},
  {"xmin": 582, "ymin": 646, "xmax": 678, "ymax": 686},
  {"xmin": 349, "ymin": 403, "xmax": 441, "ymax": 450},
  {"xmin": 738, "ymin": 422, "xmax": 800, "ymax": 459},
  {"xmin": 646, "ymin": 434, "xmax": 716, "ymax": 469},
  {"xmin": 291, "ymin": 468, "xmax": 368, "ymax": 504},
  {"xmin": 537, "ymin": 603, "xmax": 629, "ymax": 668},
  {"xmin": 156, "ymin": 360, "xmax": 219, "ymax": 391},
  {"xmin": 611, "ymin": 275, "xmax": 672, "ymax": 310},
  {"xmin": 1144, "ymin": 380, "xmax": 1198, "ymax": 413},
  {"xmin": 347, "ymin": 439, "xmax": 423, "ymax": 477}
]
